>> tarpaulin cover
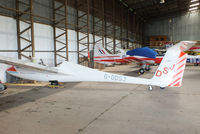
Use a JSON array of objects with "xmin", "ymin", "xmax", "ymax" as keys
[{"xmin": 126, "ymin": 47, "xmax": 158, "ymax": 59}]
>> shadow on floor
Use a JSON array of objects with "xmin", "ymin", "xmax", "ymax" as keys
[{"xmin": 0, "ymin": 82, "xmax": 79, "ymax": 112}]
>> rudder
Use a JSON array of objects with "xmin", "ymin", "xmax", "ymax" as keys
[{"xmin": 152, "ymin": 41, "xmax": 196, "ymax": 88}]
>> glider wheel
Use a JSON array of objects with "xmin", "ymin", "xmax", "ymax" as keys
[
  {"xmin": 160, "ymin": 87, "xmax": 165, "ymax": 90},
  {"xmin": 48, "ymin": 81, "xmax": 64, "ymax": 88},
  {"xmin": 148, "ymin": 85, "xmax": 153, "ymax": 91},
  {"xmin": 4, "ymin": 85, "xmax": 7, "ymax": 90},
  {"xmin": 0, "ymin": 84, "xmax": 7, "ymax": 91},
  {"xmin": 139, "ymin": 68, "xmax": 145, "ymax": 74},
  {"xmin": 145, "ymin": 65, "xmax": 150, "ymax": 71}
]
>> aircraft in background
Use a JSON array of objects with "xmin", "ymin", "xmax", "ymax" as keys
[
  {"xmin": 187, "ymin": 55, "xmax": 200, "ymax": 65},
  {"xmin": 185, "ymin": 46, "xmax": 200, "ymax": 55},
  {"xmin": 125, "ymin": 47, "xmax": 163, "ymax": 74},
  {"xmin": 94, "ymin": 44, "xmax": 163, "ymax": 74},
  {"xmin": 0, "ymin": 41, "xmax": 195, "ymax": 90},
  {"xmin": 93, "ymin": 44, "xmax": 128, "ymax": 65}
]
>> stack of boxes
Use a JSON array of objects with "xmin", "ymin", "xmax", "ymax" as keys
[{"xmin": 149, "ymin": 36, "xmax": 167, "ymax": 47}]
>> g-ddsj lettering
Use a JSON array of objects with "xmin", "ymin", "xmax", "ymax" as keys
[{"xmin": 104, "ymin": 74, "xmax": 126, "ymax": 82}]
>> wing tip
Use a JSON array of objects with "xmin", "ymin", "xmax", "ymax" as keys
[{"xmin": 7, "ymin": 66, "xmax": 17, "ymax": 72}]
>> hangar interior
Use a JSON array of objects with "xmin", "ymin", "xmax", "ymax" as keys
[
  {"xmin": 0, "ymin": 0, "xmax": 200, "ymax": 134},
  {"xmin": 0, "ymin": 0, "xmax": 200, "ymax": 83}
]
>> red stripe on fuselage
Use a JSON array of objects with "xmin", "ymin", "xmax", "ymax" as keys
[
  {"xmin": 125, "ymin": 57, "xmax": 152, "ymax": 60},
  {"xmin": 95, "ymin": 55, "xmax": 164, "ymax": 64},
  {"xmin": 189, "ymin": 47, "xmax": 200, "ymax": 50},
  {"xmin": 94, "ymin": 59, "xmax": 128, "ymax": 63},
  {"xmin": 125, "ymin": 56, "xmax": 163, "ymax": 63},
  {"xmin": 94, "ymin": 56, "xmax": 121, "ymax": 58}
]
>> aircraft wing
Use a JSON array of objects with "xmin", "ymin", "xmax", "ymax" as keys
[{"xmin": 0, "ymin": 55, "xmax": 58, "ymax": 73}]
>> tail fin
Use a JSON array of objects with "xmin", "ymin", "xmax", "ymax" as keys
[
  {"xmin": 168, "ymin": 52, "xmax": 187, "ymax": 87},
  {"xmin": 152, "ymin": 41, "xmax": 196, "ymax": 87},
  {"xmin": 93, "ymin": 44, "xmax": 117, "ymax": 65},
  {"xmin": 94, "ymin": 44, "xmax": 126, "ymax": 59},
  {"xmin": 93, "ymin": 44, "xmax": 113, "ymax": 65},
  {"xmin": 94, "ymin": 44, "xmax": 110, "ymax": 57}
]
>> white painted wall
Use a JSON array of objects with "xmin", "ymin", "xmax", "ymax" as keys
[
  {"xmin": 0, "ymin": 15, "xmax": 79, "ymax": 82},
  {"xmin": 68, "ymin": 29, "xmax": 78, "ymax": 63},
  {"xmin": 0, "ymin": 15, "xmax": 122, "ymax": 82},
  {"xmin": 0, "ymin": 16, "xmax": 18, "ymax": 83},
  {"xmin": 0, "ymin": 16, "xmax": 18, "ymax": 53}
]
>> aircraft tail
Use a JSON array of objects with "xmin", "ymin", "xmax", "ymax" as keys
[
  {"xmin": 152, "ymin": 41, "xmax": 196, "ymax": 87},
  {"xmin": 94, "ymin": 44, "xmax": 110, "ymax": 57},
  {"xmin": 93, "ymin": 44, "xmax": 118, "ymax": 65}
]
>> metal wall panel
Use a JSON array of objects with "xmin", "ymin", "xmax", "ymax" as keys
[
  {"xmin": 145, "ymin": 12, "xmax": 200, "ymax": 42},
  {"xmin": 0, "ymin": 0, "xmax": 142, "ymax": 44},
  {"xmin": 33, "ymin": 0, "xmax": 53, "ymax": 24},
  {"xmin": 0, "ymin": 0, "xmax": 16, "ymax": 17}
]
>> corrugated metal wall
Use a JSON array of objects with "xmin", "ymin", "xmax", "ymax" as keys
[
  {"xmin": 0, "ymin": 0, "xmax": 77, "ymax": 29},
  {"xmin": 145, "ymin": 12, "xmax": 200, "ymax": 43}
]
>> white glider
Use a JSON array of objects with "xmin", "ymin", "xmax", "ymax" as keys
[{"xmin": 0, "ymin": 41, "xmax": 196, "ymax": 90}]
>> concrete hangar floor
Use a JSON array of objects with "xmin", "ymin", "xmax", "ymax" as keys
[{"xmin": 0, "ymin": 63, "xmax": 200, "ymax": 134}]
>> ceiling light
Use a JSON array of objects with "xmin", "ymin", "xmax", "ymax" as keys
[
  {"xmin": 190, "ymin": 10, "xmax": 197, "ymax": 13},
  {"xmin": 190, "ymin": 0, "xmax": 198, "ymax": 2},
  {"xmin": 160, "ymin": 0, "xmax": 165, "ymax": 4},
  {"xmin": 189, "ymin": 7, "xmax": 198, "ymax": 11},
  {"xmin": 189, "ymin": 3, "xmax": 200, "ymax": 7}
]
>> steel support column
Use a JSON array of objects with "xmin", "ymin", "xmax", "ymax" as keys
[
  {"xmin": 76, "ymin": 0, "xmax": 90, "ymax": 67},
  {"xmin": 126, "ymin": 11, "xmax": 129, "ymax": 49},
  {"xmin": 91, "ymin": 0, "xmax": 105, "ymax": 68},
  {"xmin": 102, "ymin": 0, "xmax": 105, "ymax": 48},
  {"xmin": 104, "ymin": 0, "xmax": 108, "ymax": 50},
  {"xmin": 114, "ymin": 25, "xmax": 121, "ymax": 49},
  {"xmin": 112, "ymin": 0, "xmax": 116, "ymax": 54},
  {"xmin": 16, "ymin": 0, "xmax": 35, "ymax": 60},
  {"xmin": 133, "ymin": 14, "xmax": 136, "ymax": 46},
  {"xmin": 120, "ymin": 4, "xmax": 123, "ymax": 49},
  {"xmin": 92, "ymin": 0, "xmax": 95, "ymax": 68},
  {"xmin": 104, "ymin": 2, "xmax": 115, "ymax": 53},
  {"xmin": 130, "ymin": 15, "xmax": 134, "ymax": 48},
  {"xmin": 53, "ymin": 0, "xmax": 68, "ymax": 66}
]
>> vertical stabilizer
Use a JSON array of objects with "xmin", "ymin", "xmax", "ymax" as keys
[{"xmin": 152, "ymin": 41, "xmax": 196, "ymax": 87}]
